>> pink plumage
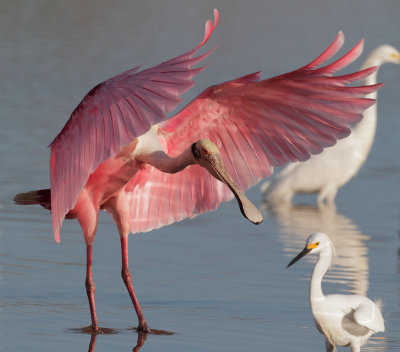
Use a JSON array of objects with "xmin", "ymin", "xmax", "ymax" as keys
[
  {"xmin": 48, "ymin": 10, "xmax": 219, "ymax": 242},
  {"xmin": 14, "ymin": 9, "xmax": 383, "ymax": 332}
]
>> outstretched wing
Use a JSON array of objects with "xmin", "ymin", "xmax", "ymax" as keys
[
  {"xmin": 124, "ymin": 163, "xmax": 233, "ymax": 234},
  {"xmin": 124, "ymin": 32, "xmax": 382, "ymax": 234},
  {"xmin": 48, "ymin": 9, "xmax": 219, "ymax": 242},
  {"xmin": 158, "ymin": 31, "xmax": 382, "ymax": 192}
]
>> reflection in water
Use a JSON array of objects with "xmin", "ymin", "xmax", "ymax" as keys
[
  {"xmin": 365, "ymin": 336, "xmax": 388, "ymax": 352},
  {"xmin": 73, "ymin": 326, "xmax": 174, "ymax": 351},
  {"xmin": 88, "ymin": 334, "xmax": 96, "ymax": 352},
  {"xmin": 87, "ymin": 332, "xmax": 146, "ymax": 352},
  {"xmin": 264, "ymin": 202, "xmax": 370, "ymax": 296},
  {"xmin": 132, "ymin": 333, "xmax": 147, "ymax": 352}
]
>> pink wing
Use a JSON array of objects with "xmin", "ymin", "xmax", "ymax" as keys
[
  {"xmin": 125, "ymin": 164, "xmax": 233, "ymax": 234},
  {"xmin": 49, "ymin": 10, "xmax": 219, "ymax": 242},
  {"xmin": 124, "ymin": 32, "xmax": 382, "ymax": 234}
]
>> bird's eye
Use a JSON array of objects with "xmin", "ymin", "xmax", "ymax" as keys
[
  {"xmin": 201, "ymin": 148, "xmax": 208, "ymax": 155},
  {"xmin": 316, "ymin": 241, "xmax": 320, "ymax": 246}
]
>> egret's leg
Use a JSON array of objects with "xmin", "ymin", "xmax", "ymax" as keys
[
  {"xmin": 317, "ymin": 185, "xmax": 338, "ymax": 206},
  {"xmin": 120, "ymin": 236, "xmax": 149, "ymax": 332},
  {"xmin": 263, "ymin": 179, "xmax": 294, "ymax": 205},
  {"xmin": 325, "ymin": 188, "xmax": 338, "ymax": 204},
  {"xmin": 350, "ymin": 343, "xmax": 360, "ymax": 352},
  {"xmin": 85, "ymin": 244, "xmax": 98, "ymax": 331},
  {"xmin": 325, "ymin": 339, "xmax": 335, "ymax": 352}
]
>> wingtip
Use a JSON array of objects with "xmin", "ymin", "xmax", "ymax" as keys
[
  {"xmin": 304, "ymin": 31, "xmax": 346, "ymax": 69},
  {"xmin": 53, "ymin": 221, "xmax": 61, "ymax": 243},
  {"xmin": 354, "ymin": 37, "xmax": 365, "ymax": 56},
  {"xmin": 201, "ymin": 8, "xmax": 219, "ymax": 46},
  {"xmin": 213, "ymin": 8, "xmax": 220, "ymax": 20},
  {"xmin": 375, "ymin": 81, "xmax": 385, "ymax": 90},
  {"xmin": 337, "ymin": 30, "xmax": 345, "ymax": 44}
]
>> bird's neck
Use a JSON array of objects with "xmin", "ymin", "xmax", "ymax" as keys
[
  {"xmin": 309, "ymin": 248, "xmax": 332, "ymax": 302},
  {"xmin": 138, "ymin": 146, "xmax": 196, "ymax": 174},
  {"xmin": 350, "ymin": 59, "xmax": 381, "ymax": 149},
  {"xmin": 360, "ymin": 51, "xmax": 385, "ymax": 82}
]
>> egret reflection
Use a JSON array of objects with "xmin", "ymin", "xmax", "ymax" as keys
[{"xmin": 265, "ymin": 202, "xmax": 369, "ymax": 296}]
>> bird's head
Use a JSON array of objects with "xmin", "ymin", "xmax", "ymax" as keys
[
  {"xmin": 287, "ymin": 232, "xmax": 333, "ymax": 268},
  {"xmin": 377, "ymin": 45, "xmax": 400, "ymax": 64},
  {"xmin": 191, "ymin": 139, "xmax": 263, "ymax": 225},
  {"xmin": 368, "ymin": 45, "xmax": 400, "ymax": 66}
]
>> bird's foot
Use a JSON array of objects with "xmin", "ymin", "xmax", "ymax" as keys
[
  {"xmin": 137, "ymin": 323, "xmax": 152, "ymax": 334},
  {"xmin": 131, "ymin": 325, "xmax": 174, "ymax": 335},
  {"xmin": 70, "ymin": 325, "xmax": 117, "ymax": 335}
]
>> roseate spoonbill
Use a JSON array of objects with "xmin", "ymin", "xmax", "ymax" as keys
[
  {"xmin": 14, "ymin": 8, "xmax": 382, "ymax": 333},
  {"xmin": 262, "ymin": 45, "xmax": 400, "ymax": 206},
  {"xmin": 287, "ymin": 232, "xmax": 384, "ymax": 352}
]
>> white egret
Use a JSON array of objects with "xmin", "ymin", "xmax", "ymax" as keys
[
  {"xmin": 287, "ymin": 232, "xmax": 384, "ymax": 352},
  {"xmin": 267, "ymin": 203, "xmax": 370, "ymax": 296},
  {"xmin": 262, "ymin": 45, "xmax": 400, "ymax": 206}
]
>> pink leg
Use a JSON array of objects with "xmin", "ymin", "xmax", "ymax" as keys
[
  {"xmin": 120, "ymin": 236, "xmax": 149, "ymax": 332},
  {"xmin": 85, "ymin": 244, "xmax": 99, "ymax": 331}
]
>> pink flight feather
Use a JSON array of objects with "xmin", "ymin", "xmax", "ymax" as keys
[
  {"xmin": 122, "ymin": 32, "xmax": 382, "ymax": 234},
  {"xmin": 48, "ymin": 13, "xmax": 382, "ymax": 239},
  {"xmin": 49, "ymin": 10, "xmax": 219, "ymax": 242}
]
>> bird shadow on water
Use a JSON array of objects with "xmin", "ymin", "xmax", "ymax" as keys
[{"xmin": 69, "ymin": 326, "xmax": 174, "ymax": 351}]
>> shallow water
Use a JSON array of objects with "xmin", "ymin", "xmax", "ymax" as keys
[{"xmin": 1, "ymin": 1, "xmax": 400, "ymax": 351}]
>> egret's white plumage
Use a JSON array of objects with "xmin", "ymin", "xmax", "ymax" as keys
[
  {"xmin": 262, "ymin": 45, "xmax": 400, "ymax": 206},
  {"xmin": 287, "ymin": 232, "xmax": 384, "ymax": 352},
  {"xmin": 266, "ymin": 203, "xmax": 370, "ymax": 296}
]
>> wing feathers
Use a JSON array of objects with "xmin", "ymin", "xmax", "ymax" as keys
[
  {"xmin": 156, "ymin": 32, "xmax": 381, "ymax": 207},
  {"xmin": 305, "ymin": 31, "xmax": 344, "ymax": 69},
  {"xmin": 353, "ymin": 301, "xmax": 385, "ymax": 333},
  {"xmin": 49, "ymin": 19, "xmax": 382, "ymax": 238},
  {"xmin": 49, "ymin": 10, "xmax": 219, "ymax": 240},
  {"xmin": 314, "ymin": 39, "xmax": 364, "ymax": 75}
]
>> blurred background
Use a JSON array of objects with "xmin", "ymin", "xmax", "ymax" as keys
[{"xmin": 1, "ymin": 1, "xmax": 399, "ymax": 351}]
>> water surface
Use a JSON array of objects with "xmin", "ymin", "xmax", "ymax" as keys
[{"xmin": 1, "ymin": 1, "xmax": 400, "ymax": 351}]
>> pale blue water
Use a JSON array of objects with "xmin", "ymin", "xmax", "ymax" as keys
[{"xmin": 1, "ymin": 1, "xmax": 400, "ymax": 351}]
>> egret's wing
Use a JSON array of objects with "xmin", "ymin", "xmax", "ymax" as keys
[
  {"xmin": 157, "ymin": 31, "xmax": 383, "ymax": 193},
  {"xmin": 124, "ymin": 163, "xmax": 233, "ymax": 234},
  {"xmin": 342, "ymin": 309, "xmax": 370, "ymax": 337},
  {"xmin": 353, "ymin": 301, "xmax": 385, "ymax": 332},
  {"xmin": 48, "ymin": 10, "xmax": 219, "ymax": 241}
]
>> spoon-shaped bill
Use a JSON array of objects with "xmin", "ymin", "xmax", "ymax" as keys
[{"xmin": 208, "ymin": 153, "xmax": 263, "ymax": 225}]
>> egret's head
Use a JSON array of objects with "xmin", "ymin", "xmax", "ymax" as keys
[
  {"xmin": 305, "ymin": 232, "xmax": 332, "ymax": 253},
  {"xmin": 287, "ymin": 232, "xmax": 333, "ymax": 268},
  {"xmin": 371, "ymin": 45, "xmax": 400, "ymax": 65},
  {"xmin": 191, "ymin": 139, "xmax": 263, "ymax": 225}
]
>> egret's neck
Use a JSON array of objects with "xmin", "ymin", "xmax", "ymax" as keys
[
  {"xmin": 359, "ymin": 62, "xmax": 379, "ymax": 103},
  {"xmin": 309, "ymin": 247, "xmax": 332, "ymax": 302},
  {"xmin": 137, "ymin": 146, "xmax": 196, "ymax": 174},
  {"xmin": 350, "ymin": 60, "xmax": 381, "ymax": 150}
]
